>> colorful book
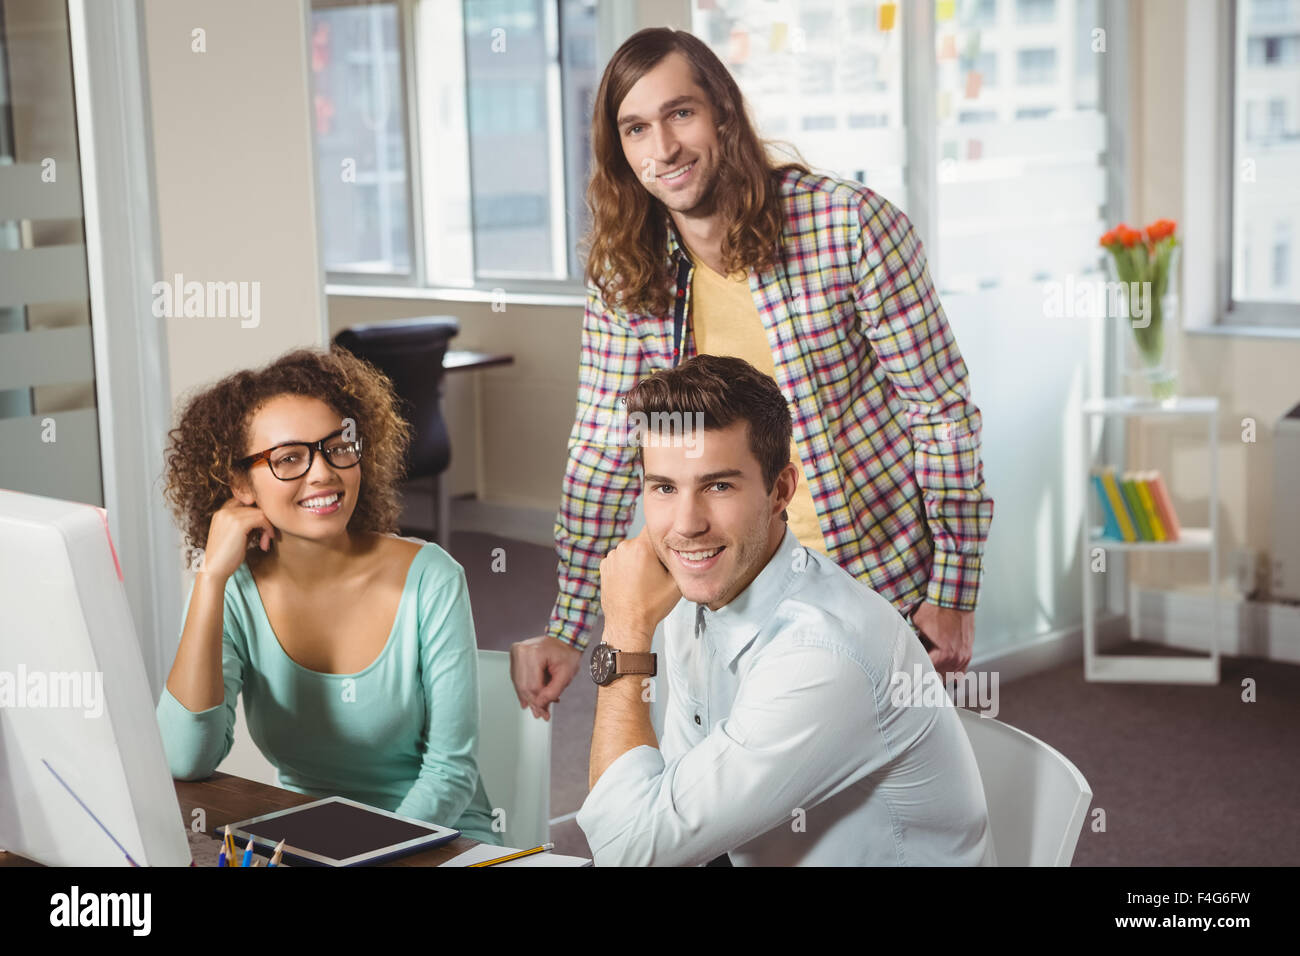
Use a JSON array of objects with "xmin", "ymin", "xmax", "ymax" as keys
[
  {"xmin": 1133, "ymin": 473, "xmax": 1166, "ymax": 541},
  {"xmin": 1098, "ymin": 467, "xmax": 1137, "ymax": 542},
  {"xmin": 1090, "ymin": 473, "xmax": 1123, "ymax": 541},
  {"xmin": 1120, "ymin": 475, "xmax": 1152, "ymax": 540},
  {"xmin": 1145, "ymin": 470, "xmax": 1181, "ymax": 542}
]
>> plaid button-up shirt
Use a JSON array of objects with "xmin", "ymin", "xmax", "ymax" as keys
[{"xmin": 548, "ymin": 169, "xmax": 993, "ymax": 651}]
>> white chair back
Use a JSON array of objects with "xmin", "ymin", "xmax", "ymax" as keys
[
  {"xmin": 957, "ymin": 708, "xmax": 1092, "ymax": 866},
  {"xmin": 475, "ymin": 649, "xmax": 552, "ymax": 847}
]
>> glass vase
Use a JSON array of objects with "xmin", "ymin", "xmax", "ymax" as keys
[{"xmin": 1113, "ymin": 254, "xmax": 1179, "ymax": 402}]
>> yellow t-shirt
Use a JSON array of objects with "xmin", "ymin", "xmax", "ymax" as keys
[{"xmin": 685, "ymin": 251, "xmax": 830, "ymax": 555}]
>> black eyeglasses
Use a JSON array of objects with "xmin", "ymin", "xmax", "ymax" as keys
[{"xmin": 237, "ymin": 428, "xmax": 363, "ymax": 481}]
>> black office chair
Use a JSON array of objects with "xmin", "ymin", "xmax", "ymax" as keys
[{"xmin": 333, "ymin": 316, "xmax": 459, "ymax": 548}]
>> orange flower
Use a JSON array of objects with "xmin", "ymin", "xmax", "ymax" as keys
[
  {"xmin": 1117, "ymin": 225, "xmax": 1142, "ymax": 248},
  {"xmin": 1145, "ymin": 219, "xmax": 1177, "ymax": 243},
  {"xmin": 1099, "ymin": 228, "xmax": 1117, "ymax": 247}
]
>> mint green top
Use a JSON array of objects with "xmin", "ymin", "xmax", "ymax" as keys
[{"xmin": 156, "ymin": 540, "xmax": 499, "ymax": 845}]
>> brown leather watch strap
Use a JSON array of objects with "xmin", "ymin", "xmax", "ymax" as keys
[{"xmin": 614, "ymin": 651, "xmax": 657, "ymax": 677}]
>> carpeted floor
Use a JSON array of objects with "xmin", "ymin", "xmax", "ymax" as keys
[{"xmin": 447, "ymin": 529, "xmax": 1300, "ymax": 866}]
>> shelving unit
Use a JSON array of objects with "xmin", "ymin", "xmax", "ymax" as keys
[{"xmin": 1080, "ymin": 396, "xmax": 1220, "ymax": 683}]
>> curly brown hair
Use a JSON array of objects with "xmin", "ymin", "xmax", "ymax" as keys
[
  {"xmin": 584, "ymin": 27, "xmax": 809, "ymax": 317},
  {"xmin": 162, "ymin": 346, "xmax": 412, "ymax": 551}
]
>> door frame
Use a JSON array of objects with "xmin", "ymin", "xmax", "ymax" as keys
[{"xmin": 68, "ymin": 0, "xmax": 178, "ymax": 695}]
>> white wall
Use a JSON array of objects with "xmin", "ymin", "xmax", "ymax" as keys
[{"xmin": 143, "ymin": 0, "xmax": 326, "ymax": 411}]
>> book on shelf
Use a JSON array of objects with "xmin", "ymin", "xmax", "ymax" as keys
[
  {"xmin": 1144, "ymin": 470, "xmax": 1181, "ymax": 542},
  {"xmin": 1091, "ymin": 467, "xmax": 1182, "ymax": 543}
]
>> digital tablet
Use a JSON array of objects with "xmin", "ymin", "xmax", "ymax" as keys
[{"xmin": 220, "ymin": 797, "xmax": 461, "ymax": 866}]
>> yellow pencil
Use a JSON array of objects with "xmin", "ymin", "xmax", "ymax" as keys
[{"xmin": 468, "ymin": 842, "xmax": 555, "ymax": 867}]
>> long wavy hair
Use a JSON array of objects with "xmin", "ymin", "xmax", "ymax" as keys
[
  {"xmin": 584, "ymin": 27, "xmax": 809, "ymax": 317},
  {"xmin": 162, "ymin": 346, "xmax": 412, "ymax": 552}
]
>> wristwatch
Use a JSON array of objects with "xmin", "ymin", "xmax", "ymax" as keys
[{"xmin": 589, "ymin": 642, "xmax": 657, "ymax": 686}]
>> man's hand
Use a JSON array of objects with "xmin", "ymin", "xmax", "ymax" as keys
[
  {"xmin": 509, "ymin": 635, "xmax": 582, "ymax": 722},
  {"xmin": 911, "ymin": 602, "xmax": 974, "ymax": 677},
  {"xmin": 598, "ymin": 527, "xmax": 682, "ymax": 647}
]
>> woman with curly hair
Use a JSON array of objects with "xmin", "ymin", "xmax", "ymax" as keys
[{"xmin": 155, "ymin": 346, "xmax": 499, "ymax": 845}]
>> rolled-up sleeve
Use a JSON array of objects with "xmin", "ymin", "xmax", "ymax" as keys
[{"xmin": 575, "ymin": 644, "xmax": 884, "ymax": 866}]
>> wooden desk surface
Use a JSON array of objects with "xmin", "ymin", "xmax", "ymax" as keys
[
  {"xmin": 443, "ymin": 349, "xmax": 514, "ymax": 372},
  {"xmin": 0, "ymin": 772, "xmax": 481, "ymax": 867}
]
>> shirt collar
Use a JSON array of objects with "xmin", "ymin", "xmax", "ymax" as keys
[
  {"xmin": 694, "ymin": 525, "xmax": 803, "ymax": 667},
  {"xmin": 665, "ymin": 215, "xmax": 689, "ymax": 266}
]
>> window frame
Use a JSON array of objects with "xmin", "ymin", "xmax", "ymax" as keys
[
  {"xmin": 313, "ymin": 0, "xmax": 592, "ymax": 302},
  {"xmin": 1219, "ymin": 0, "xmax": 1300, "ymax": 330}
]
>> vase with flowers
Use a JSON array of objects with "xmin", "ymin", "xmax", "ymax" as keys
[{"xmin": 1099, "ymin": 219, "xmax": 1180, "ymax": 401}]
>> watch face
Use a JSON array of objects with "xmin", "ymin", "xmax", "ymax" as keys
[{"xmin": 590, "ymin": 644, "xmax": 617, "ymax": 685}]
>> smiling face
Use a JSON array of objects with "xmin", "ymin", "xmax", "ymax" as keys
[
  {"xmin": 616, "ymin": 51, "xmax": 722, "ymax": 217},
  {"xmin": 231, "ymin": 394, "xmax": 361, "ymax": 543},
  {"xmin": 641, "ymin": 421, "xmax": 797, "ymax": 611}
]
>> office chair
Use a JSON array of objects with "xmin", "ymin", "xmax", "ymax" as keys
[
  {"xmin": 957, "ymin": 707, "xmax": 1093, "ymax": 866},
  {"xmin": 333, "ymin": 316, "xmax": 459, "ymax": 548},
  {"xmin": 475, "ymin": 649, "xmax": 552, "ymax": 848}
]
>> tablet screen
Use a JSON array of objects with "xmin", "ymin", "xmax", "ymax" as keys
[{"xmin": 231, "ymin": 798, "xmax": 456, "ymax": 864}]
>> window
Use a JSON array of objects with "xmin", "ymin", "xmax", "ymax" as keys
[
  {"xmin": 1016, "ymin": 0, "xmax": 1057, "ymax": 26},
  {"xmin": 693, "ymin": 0, "xmax": 1109, "ymax": 295},
  {"xmin": 309, "ymin": 0, "xmax": 598, "ymax": 289},
  {"xmin": 1273, "ymin": 222, "xmax": 1292, "ymax": 290},
  {"xmin": 1016, "ymin": 48, "xmax": 1057, "ymax": 85},
  {"xmin": 1230, "ymin": 0, "xmax": 1300, "ymax": 317},
  {"xmin": 962, "ymin": 49, "xmax": 998, "ymax": 88},
  {"xmin": 311, "ymin": 3, "xmax": 412, "ymax": 275},
  {"xmin": 935, "ymin": 0, "xmax": 1105, "ymax": 292},
  {"xmin": 692, "ymin": 0, "xmax": 907, "ymax": 203},
  {"xmin": 969, "ymin": 0, "xmax": 999, "ymax": 29}
]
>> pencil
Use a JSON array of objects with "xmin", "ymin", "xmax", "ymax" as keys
[
  {"xmin": 241, "ymin": 836, "xmax": 255, "ymax": 868},
  {"xmin": 268, "ymin": 838, "xmax": 285, "ymax": 868},
  {"xmin": 467, "ymin": 842, "xmax": 555, "ymax": 867}
]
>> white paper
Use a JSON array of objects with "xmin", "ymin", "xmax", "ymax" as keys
[{"xmin": 438, "ymin": 843, "xmax": 591, "ymax": 867}]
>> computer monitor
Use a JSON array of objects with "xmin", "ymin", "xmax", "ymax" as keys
[{"xmin": 0, "ymin": 488, "xmax": 190, "ymax": 866}]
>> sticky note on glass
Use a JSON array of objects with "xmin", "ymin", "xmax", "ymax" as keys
[
  {"xmin": 967, "ymin": 138, "xmax": 983, "ymax": 160},
  {"xmin": 728, "ymin": 28, "xmax": 749, "ymax": 63},
  {"xmin": 937, "ymin": 90, "xmax": 953, "ymax": 120},
  {"xmin": 878, "ymin": 2, "xmax": 897, "ymax": 31},
  {"xmin": 770, "ymin": 22, "xmax": 788, "ymax": 52},
  {"xmin": 939, "ymin": 34, "xmax": 957, "ymax": 59},
  {"xmin": 937, "ymin": 0, "xmax": 956, "ymax": 22},
  {"xmin": 964, "ymin": 69, "xmax": 982, "ymax": 99}
]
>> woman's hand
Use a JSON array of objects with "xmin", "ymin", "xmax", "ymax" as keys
[{"xmin": 200, "ymin": 497, "xmax": 278, "ymax": 580}]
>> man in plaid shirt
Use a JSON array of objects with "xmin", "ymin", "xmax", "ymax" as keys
[{"xmin": 510, "ymin": 28, "xmax": 993, "ymax": 720}]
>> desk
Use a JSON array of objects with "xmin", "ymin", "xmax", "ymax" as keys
[
  {"xmin": 0, "ymin": 772, "xmax": 481, "ymax": 867},
  {"xmin": 429, "ymin": 349, "xmax": 515, "ymax": 542},
  {"xmin": 443, "ymin": 349, "xmax": 514, "ymax": 373}
]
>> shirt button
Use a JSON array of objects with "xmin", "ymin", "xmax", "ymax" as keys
[{"xmin": 694, "ymin": 714, "xmax": 702, "ymax": 725}]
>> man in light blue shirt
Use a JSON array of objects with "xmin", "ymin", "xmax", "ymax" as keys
[{"xmin": 577, "ymin": 355, "xmax": 995, "ymax": 866}]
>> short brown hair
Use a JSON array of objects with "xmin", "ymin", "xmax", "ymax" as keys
[
  {"xmin": 162, "ymin": 346, "xmax": 412, "ymax": 551},
  {"xmin": 623, "ymin": 355, "xmax": 791, "ymax": 491}
]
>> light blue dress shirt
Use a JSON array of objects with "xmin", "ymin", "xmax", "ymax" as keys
[
  {"xmin": 156, "ymin": 540, "xmax": 499, "ymax": 844},
  {"xmin": 577, "ymin": 526, "xmax": 996, "ymax": 866}
]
